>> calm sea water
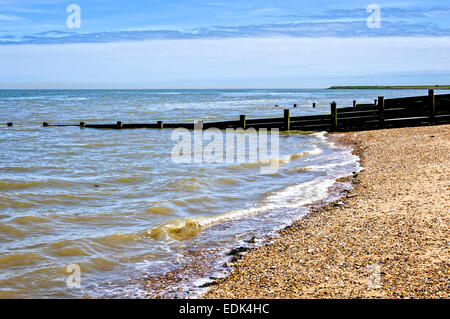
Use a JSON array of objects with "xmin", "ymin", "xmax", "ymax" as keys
[{"xmin": 0, "ymin": 89, "xmax": 444, "ymax": 298}]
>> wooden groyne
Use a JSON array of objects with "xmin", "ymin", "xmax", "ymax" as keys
[{"xmin": 38, "ymin": 90, "xmax": 450, "ymax": 132}]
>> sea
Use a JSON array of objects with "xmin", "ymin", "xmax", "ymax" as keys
[{"xmin": 0, "ymin": 88, "xmax": 444, "ymax": 298}]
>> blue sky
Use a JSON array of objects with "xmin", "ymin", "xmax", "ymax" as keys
[{"xmin": 0, "ymin": 0, "xmax": 449, "ymax": 88}]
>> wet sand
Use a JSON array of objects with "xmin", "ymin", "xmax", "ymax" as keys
[{"xmin": 203, "ymin": 125, "xmax": 450, "ymax": 298}]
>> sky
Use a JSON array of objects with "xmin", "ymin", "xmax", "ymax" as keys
[{"xmin": 0, "ymin": 0, "xmax": 449, "ymax": 88}]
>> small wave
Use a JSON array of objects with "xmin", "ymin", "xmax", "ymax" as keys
[
  {"xmin": 0, "ymin": 253, "xmax": 45, "ymax": 269},
  {"xmin": 184, "ymin": 196, "xmax": 215, "ymax": 204},
  {"xmin": 290, "ymin": 147, "xmax": 322, "ymax": 160},
  {"xmin": 147, "ymin": 203, "xmax": 277, "ymax": 242},
  {"xmin": 56, "ymin": 256, "xmax": 117, "ymax": 274},
  {"xmin": 283, "ymin": 166, "xmax": 311, "ymax": 173},
  {"xmin": 0, "ymin": 197, "xmax": 36, "ymax": 208},
  {"xmin": 65, "ymin": 97, "xmax": 88, "ymax": 101},
  {"xmin": 305, "ymin": 148, "xmax": 323, "ymax": 156},
  {"xmin": 111, "ymin": 176, "xmax": 147, "ymax": 184},
  {"xmin": 147, "ymin": 171, "xmax": 356, "ymax": 242},
  {"xmin": 148, "ymin": 218, "xmax": 203, "ymax": 241},
  {"xmin": 172, "ymin": 200, "xmax": 188, "ymax": 207},
  {"xmin": 11, "ymin": 216, "xmax": 49, "ymax": 225},
  {"xmin": 0, "ymin": 167, "xmax": 37, "ymax": 173},
  {"xmin": 0, "ymin": 180, "xmax": 73, "ymax": 191},
  {"xmin": 226, "ymin": 149, "xmax": 317, "ymax": 172},
  {"xmin": 93, "ymin": 232, "xmax": 143, "ymax": 249},
  {"xmin": 146, "ymin": 206, "xmax": 175, "ymax": 215},
  {"xmin": 58, "ymin": 212, "xmax": 119, "ymax": 223},
  {"xmin": 226, "ymin": 163, "xmax": 255, "ymax": 171},
  {"xmin": 310, "ymin": 131, "xmax": 328, "ymax": 141},
  {"xmin": 35, "ymin": 194, "xmax": 99, "ymax": 205},
  {"xmin": 167, "ymin": 177, "xmax": 206, "ymax": 192},
  {"xmin": 227, "ymin": 158, "xmax": 283, "ymax": 171},
  {"xmin": 0, "ymin": 224, "xmax": 26, "ymax": 237},
  {"xmin": 0, "ymin": 181, "xmax": 46, "ymax": 191},
  {"xmin": 153, "ymin": 92, "xmax": 182, "ymax": 95},
  {"xmin": 53, "ymin": 247, "xmax": 89, "ymax": 257},
  {"xmin": 214, "ymin": 177, "xmax": 239, "ymax": 186},
  {"xmin": 304, "ymin": 158, "xmax": 359, "ymax": 171},
  {"xmin": 78, "ymin": 143, "xmax": 110, "ymax": 149},
  {"xmin": 265, "ymin": 178, "xmax": 335, "ymax": 208},
  {"xmin": 3, "ymin": 96, "xmax": 47, "ymax": 100}
]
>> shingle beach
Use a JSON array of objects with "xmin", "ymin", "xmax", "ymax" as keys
[{"xmin": 204, "ymin": 125, "xmax": 449, "ymax": 298}]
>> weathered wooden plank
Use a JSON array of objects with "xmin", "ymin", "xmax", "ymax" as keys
[
  {"xmin": 354, "ymin": 103, "xmax": 377, "ymax": 109},
  {"xmin": 46, "ymin": 124, "xmax": 80, "ymax": 127},
  {"xmin": 331, "ymin": 102, "xmax": 338, "ymax": 130},
  {"xmin": 291, "ymin": 123, "xmax": 333, "ymax": 129},
  {"xmin": 85, "ymin": 124, "xmax": 120, "ymax": 129},
  {"xmin": 434, "ymin": 114, "xmax": 450, "ymax": 122},
  {"xmin": 245, "ymin": 117, "xmax": 283, "ymax": 124},
  {"xmin": 384, "ymin": 108, "xmax": 429, "ymax": 119},
  {"xmin": 436, "ymin": 106, "xmax": 450, "ymax": 115},
  {"xmin": 291, "ymin": 118, "xmax": 332, "ymax": 126},
  {"xmin": 384, "ymin": 95, "xmax": 428, "ymax": 108},
  {"xmin": 338, "ymin": 115, "xmax": 380, "ymax": 122},
  {"xmin": 337, "ymin": 107, "xmax": 357, "ymax": 113},
  {"xmin": 163, "ymin": 123, "xmax": 195, "ymax": 129},
  {"xmin": 123, "ymin": 123, "xmax": 160, "ymax": 129},
  {"xmin": 385, "ymin": 116, "xmax": 431, "ymax": 124},
  {"xmin": 284, "ymin": 109, "xmax": 290, "ymax": 131},
  {"xmin": 436, "ymin": 98, "xmax": 450, "ymax": 108},
  {"xmin": 240, "ymin": 115, "xmax": 246, "ymax": 129},
  {"xmin": 245, "ymin": 123, "xmax": 283, "ymax": 129},
  {"xmin": 203, "ymin": 120, "xmax": 240, "ymax": 129},
  {"xmin": 428, "ymin": 89, "xmax": 435, "ymax": 124},
  {"xmin": 378, "ymin": 96, "xmax": 385, "ymax": 128},
  {"xmin": 338, "ymin": 109, "xmax": 379, "ymax": 117},
  {"xmin": 385, "ymin": 95, "xmax": 426, "ymax": 103},
  {"xmin": 291, "ymin": 114, "xmax": 330, "ymax": 121}
]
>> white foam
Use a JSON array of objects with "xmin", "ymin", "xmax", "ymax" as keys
[
  {"xmin": 305, "ymin": 158, "xmax": 359, "ymax": 171},
  {"xmin": 148, "ymin": 136, "xmax": 360, "ymax": 242}
]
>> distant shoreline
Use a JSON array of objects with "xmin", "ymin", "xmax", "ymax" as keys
[{"xmin": 328, "ymin": 85, "xmax": 450, "ymax": 90}]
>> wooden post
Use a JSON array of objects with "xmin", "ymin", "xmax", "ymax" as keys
[
  {"xmin": 80, "ymin": 121, "xmax": 85, "ymax": 128},
  {"xmin": 378, "ymin": 96, "xmax": 385, "ymax": 128},
  {"xmin": 312, "ymin": 103, "xmax": 316, "ymax": 108},
  {"xmin": 157, "ymin": 121, "xmax": 163, "ymax": 129},
  {"xmin": 7, "ymin": 122, "xmax": 13, "ymax": 127},
  {"xmin": 116, "ymin": 121, "xmax": 123, "ymax": 129},
  {"xmin": 429, "ymin": 89, "xmax": 435, "ymax": 124},
  {"xmin": 353, "ymin": 100, "xmax": 356, "ymax": 108},
  {"xmin": 195, "ymin": 120, "xmax": 203, "ymax": 130},
  {"xmin": 240, "ymin": 115, "xmax": 246, "ymax": 130},
  {"xmin": 43, "ymin": 122, "xmax": 49, "ymax": 127},
  {"xmin": 331, "ymin": 102, "xmax": 337, "ymax": 131},
  {"xmin": 374, "ymin": 99, "xmax": 378, "ymax": 105},
  {"xmin": 284, "ymin": 109, "xmax": 290, "ymax": 131}
]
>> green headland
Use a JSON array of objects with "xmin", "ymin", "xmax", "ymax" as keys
[{"xmin": 328, "ymin": 85, "xmax": 450, "ymax": 90}]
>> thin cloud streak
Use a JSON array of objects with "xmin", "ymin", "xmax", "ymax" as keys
[
  {"xmin": 1, "ymin": 20, "xmax": 450, "ymax": 45},
  {"xmin": 1, "ymin": 3, "xmax": 450, "ymax": 44}
]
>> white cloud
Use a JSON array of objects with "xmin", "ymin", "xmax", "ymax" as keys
[
  {"xmin": 0, "ymin": 13, "xmax": 23, "ymax": 21},
  {"xmin": 0, "ymin": 37, "xmax": 449, "ymax": 88}
]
